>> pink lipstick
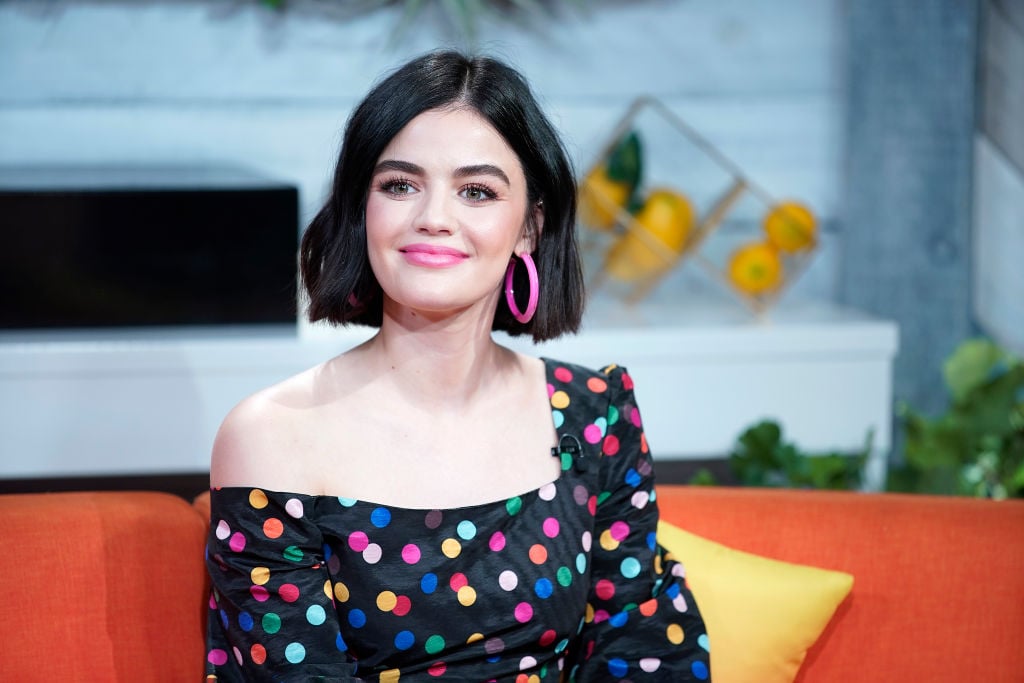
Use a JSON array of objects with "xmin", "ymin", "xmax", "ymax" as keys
[{"xmin": 399, "ymin": 243, "xmax": 469, "ymax": 268}]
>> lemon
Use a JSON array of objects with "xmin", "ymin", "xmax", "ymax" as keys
[
  {"xmin": 727, "ymin": 242, "xmax": 783, "ymax": 295},
  {"xmin": 578, "ymin": 166, "xmax": 631, "ymax": 231},
  {"xmin": 604, "ymin": 188, "xmax": 695, "ymax": 282},
  {"xmin": 763, "ymin": 201, "xmax": 816, "ymax": 253}
]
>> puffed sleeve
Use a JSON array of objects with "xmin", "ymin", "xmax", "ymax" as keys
[
  {"xmin": 566, "ymin": 365, "xmax": 711, "ymax": 681},
  {"xmin": 205, "ymin": 487, "xmax": 359, "ymax": 682}
]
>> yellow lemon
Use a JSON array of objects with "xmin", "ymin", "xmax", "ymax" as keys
[
  {"xmin": 578, "ymin": 166, "xmax": 631, "ymax": 231},
  {"xmin": 763, "ymin": 201, "xmax": 816, "ymax": 253},
  {"xmin": 727, "ymin": 242, "xmax": 784, "ymax": 295},
  {"xmin": 604, "ymin": 188, "xmax": 695, "ymax": 282}
]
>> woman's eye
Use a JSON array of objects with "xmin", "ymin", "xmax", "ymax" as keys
[
  {"xmin": 462, "ymin": 184, "xmax": 496, "ymax": 201},
  {"xmin": 387, "ymin": 181, "xmax": 412, "ymax": 194}
]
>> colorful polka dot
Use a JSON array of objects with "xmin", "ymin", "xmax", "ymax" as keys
[
  {"xmin": 441, "ymin": 539, "xmax": 462, "ymax": 558},
  {"xmin": 402, "ymin": 543, "xmax": 422, "ymax": 564},
  {"xmin": 284, "ymin": 642, "xmax": 305, "ymax": 664},
  {"xmin": 262, "ymin": 518, "xmax": 283, "ymax": 538},
  {"xmin": 489, "ymin": 531, "xmax": 506, "ymax": 552},
  {"xmin": 306, "ymin": 604, "xmax": 326, "ymax": 625},
  {"xmin": 371, "ymin": 507, "xmax": 392, "ymax": 528},
  {"xmin": 248, "ymin": 489, "xmax": 268, "ymax": 509},
  {"xmin": 550, "ymin": 390, "xmax": 570, "ymax": 409},
  {"xmin": 456, "ymin": 520, "xmax": 477, "ymax": 540},
  {"xmin": 285, "ymin": 498, "xmax": 303, "ymax": 518}
]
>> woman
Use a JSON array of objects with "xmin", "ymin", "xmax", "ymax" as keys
[{"xmin": 205, "ymin": 50, "xmax": 709, "ymax": 681}]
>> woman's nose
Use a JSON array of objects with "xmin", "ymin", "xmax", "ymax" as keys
[{"xmin": 413, "ymin": 190, "xmax": 456, "ymax": 235}]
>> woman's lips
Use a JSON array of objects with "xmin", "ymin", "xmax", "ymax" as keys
[{"xmin": 399, "ymin": 244, "xmax": 469, "ymax": 268}]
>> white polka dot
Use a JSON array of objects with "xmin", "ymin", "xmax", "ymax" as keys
[
  {"xmin": 630, "ymin": 491, "xmax": 650, "ymax": 509},
  {"xmin": 363, "ymin": 544, "xmax": 383, "ymax": 564},
  {"xmin": 520, "ymin": 655, "xmax": 538, "ymax": 670},
  {"xmin": 673, "ymin": 593, "xmax": 689, "ymax": 612},
  {"xmin": 499, "ymin": 570, "xmax": 518, "ymax": 591},
  {"xmin": 538, "ymin": 482, "xmax": 557, "ymax": 501},
  {"xmin": 215, "ymin": 520, "xmax": 231, "ymax": 540},
  {"xmin": 285, "ymin": 498, "xmax": 304, "ymax": 518},
  {"xmin": 640, "ymin": 658, "xmax": 661, "ymax": 672},
  {"xmin": 581, "ymin": 531, "xmax": 592, "ymax": 552}
]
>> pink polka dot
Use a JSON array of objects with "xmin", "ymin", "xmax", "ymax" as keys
[
  {"xmin": 539, "ymin": 629, "xmax": 557, "ymax": 647},
  {"xmin": 279, "ymin": 583, "xmax": 300, "ymax": 603},
  {"xmin": 250, "ymin": 585, "xmax": 269, "ymax": 602},
  {"xmin": 402, "ymin": 544, "xmax": 421, "ymax": 564},
  {"xmin": 542, "ymin": 517, "xmax": 560, "ymax": 538},
  {"xmin": 393, "ymin": 595, "xmax": 412, "ymax": 616},
  {"xmin": 554, "ymin": 367, "xmax": 573, "ymax": 383},
  {"xmin": 233, "ymin": 647, "xmax": 243, "ymax": 666},
  {"xmin": 228, "ymin": 532, "xmax": 246, "ymax": 552},
  {"xmin": 489, "ymin": 531, "xmax": 506, "ymax": 552},
  {"xmin": 593, "ymin": 609, "xmax": 610, "ymax": 623},
  {"xmin": 621, "ymin": 372, "xmax": 634, "ymax": 389},
  {"xmin": 588, "ymin": 496, "xmax": 597, "ymax": 516},
  {"xmin": 428, "ymin": 662, "xmax": 447, "ymax": 676},
  {"xmin": 610, "ymin": 521, "xmax": 630, "ymax": 541},
  {"xmin": 583, "ymin": 423, "xmax": 602, "ymax": 444},
  {"xmin": 348, "ymin": 531, "xmax": 369, "ymax": 552},
  {"xmin": 603, "ymin": 434, "xmax": 620, "ymax": 455},
  {"xmin": 546, "ymin": 383, "xmax": 555, "ymax": 397},
  {"xmin": 514, "ymin": 602, "xmax": 534, "ymax": 623},
  {"xmin": 208, "ymin": 593, "xmax": 217, "ymax": 609},
  {"xmin": 630, "ymin": 406, "xmax": 642, "ymax": 427},
  {"xmin": 595, "ymin": 579, "xmax": 616, "ymax": 601},
  {"xmin": 631, "ymin": 491, "xmax": 650, "ymax": 509},
  {"xmin": 449, "ymin": 573, "xmax": 469, "ymax": 591},
  {"xmin": 208, "ymin": 649, "xmax": 228, "ymax": 666}
]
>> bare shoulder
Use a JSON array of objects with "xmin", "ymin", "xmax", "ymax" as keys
[{"xmin": 209, "ymin": 364, "xmax": 324, "ymax": 490}]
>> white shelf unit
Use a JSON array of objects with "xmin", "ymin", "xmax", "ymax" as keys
[{"xmin": 0, "ymin": 299, "xmax": 898, "ymax": 489}]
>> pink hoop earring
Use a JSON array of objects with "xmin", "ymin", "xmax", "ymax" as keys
[{"xmin": 504, "ymin": 252, "xmax": 539, "ymax": 324}]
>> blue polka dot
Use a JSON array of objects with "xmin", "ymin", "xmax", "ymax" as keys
[
  {"xmin": 322, "ymin": 544, "xmax": 333, "ymax": 560},
  {"xmin": 552, "ymin": 410, "xmax": 565, "ymax": 428},
  {"xmin": 646, "ymin": 531, "xmax": 657, "ymax": 551},
  {"xmin": 238, "ymin": 611, "xmax": 254, "ymax": 632},
  {"xmin": 608, "ymin": 658, "xmax": 628, "ymax": 677},
  {"xmin": 371, "ymin": 507, "xmax": 392, "ymax": 528},
  {"xmin": 457, "ymin": 520, "xmax": 477, "ymax": 540},
  {"xmin": 625, "ymin": 468, "xmax": 642, "ymax": 487},
  {"xmin": 576, "ymin": 553, "xmax": 587, "ymax": 574},
  {"xmin": 692, "ymin": 660, "xmax": 709, "ymax": 680},
  {"xmin": 306, "ymin": 604, "xmax": 326, "ymax": 626},
  {"xmin": 421, "ymin": 572, "xmax": 438, "ymax": 594},
  {"xmin": 554, "ymin": 638, "xmax": 570, "ymax": 653},
  {"xmin": 621, "ymin": 556, "xmax": 642, "ymax": 579},
  {"xmin": 394, "ymin": 630, "xmax": 415, "ymax": 650},
  {"xmin": 285, "ymin": 642, "xmax": 305, "ymax": 664},
  {"xmin": 666, "ymin": 583, "xmax": 681, "ymax": 599},
  {"xmin": 336, "ymin": 632, "xmax": 348, "ymax": 652},
  {"xmin": 219, "ymin": 609, "xmax": 228, "ymax": 629},
  {"xmin": 338, "ymin": 497, "xmax": 357, "ymax": 507},
  {"xmin": 534, "ymin": 578, "xmax": 553, "ymax": 599},
  {"xmin": 609, "ymin": 611, "xmax": 629, "ymax": 628},
  {"xmin": 348, "ymin": 609, "xmax": 366, "ymax": 628}
]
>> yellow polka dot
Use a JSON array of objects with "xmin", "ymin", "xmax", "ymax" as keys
[
  {"xmin": 379, "ymin": 669, "xmax": 400, "ymax": 683},
  {"xmin": 585, "ymin": 603, "xmax": 595, "ymax": 623},
  {"xmin": 377, "ymin": 590, "xmax": 398, "ymax": 612},
  {"xmin": 334, "ymin": 581, "xmax": 350, "ymax": 602},
  {"xmin": 599, "ymin": 529, "xmax": 620, "ymax": 551},
  {"xmin": 323, "ymin": 580, "xmax": 333, "ymax": 599},
  {"xmin": 250, "ymin": 566, "xmax": 270, "ymax": 586},
  {"xmin": 467, "ymin": 632, "xmax": 484, "ymax": 644},
  {"xmin": 550, "ymin": 390, "xmax": 570, "ymax": 409},
  {"xmin": 667, "ymin": 623, "xmax": 685, "ymax": 645},
  {"xmin": 529, "ymin": 676, "xmax": 541, "ymax": 683},
  {"xmin": 248, "ymin": 489, "xmax": 268, "ymax": 509},
  {"xmin": 442, "ymin": 538, "xmax": 462, "ymax": 559},
  {"xmin": 457, "ymin": 585, "xmax": 477, "ymax": 606},
  {"xmin": 654, "ymin": 554, "xmax": 663, "ymax": 574}
]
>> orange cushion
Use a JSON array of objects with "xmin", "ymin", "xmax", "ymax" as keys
[{"xmin": 0, "ymin": 491, "xmax": 209, "ymax": 680}]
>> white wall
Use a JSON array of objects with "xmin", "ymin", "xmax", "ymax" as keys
[{"xmin": 0, "ymin": 0, "xmax": 844, "ymax": 309}]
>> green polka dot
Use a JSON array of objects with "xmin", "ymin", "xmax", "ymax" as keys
[
  {"xmin": 425, "ymin": 634, "xmax": 446, "ymax": 654},
  {"xmin": 506, "ymin": 497, "xmax": 523, "ymax": 516},
  {"xmin": 262, "ymin": 612, "xmax": 281, "ymax": 634},
  {"xmin": 283, "ymin": 545, "xmax": 304, "ymax": 562},
  {"xmin": 560, "ymin": 452, "xmax": 573, "ymax": 471},
  {"xmin": 607, "ymin": 405, "xmax": 619, "ymax": 425},
  {"xmin": 557, "ymin": 566, "xmax": 573, "ymax": 587},
  {"xmin": 597, "ymin": 491, "xmax": 612, "ymax": 506}
]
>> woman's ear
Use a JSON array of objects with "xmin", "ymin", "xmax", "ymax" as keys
[{"xmin": 517, "ymin": 200, "xmax": 545, "ymax": 254}]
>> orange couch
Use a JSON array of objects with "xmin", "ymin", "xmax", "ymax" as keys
[{"xmin": 1, "ymin": 486, "xmax": 1021, "ymax": 681}]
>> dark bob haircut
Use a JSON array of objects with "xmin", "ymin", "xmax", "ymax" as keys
[{"xmin": 299, "ymin": 50, "xmax": 584, "ymax": 342}]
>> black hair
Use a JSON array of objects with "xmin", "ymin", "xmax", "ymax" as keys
[{"xmin": 299, "ymin": 49, "xmax": 584, "ymax": 342}]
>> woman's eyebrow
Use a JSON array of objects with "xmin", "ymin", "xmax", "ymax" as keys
[
  {"xmin": 454, "ymin": 164, "xmax": 510, "ymax": 187},
  {"xmin": 373, "ymin": 159, "xmax": 424, "ymax": 176}
]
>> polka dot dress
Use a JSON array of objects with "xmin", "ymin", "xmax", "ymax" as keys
[{"xmin": 205, "ymin": 360, "xmax": 710, "ymax": 681}]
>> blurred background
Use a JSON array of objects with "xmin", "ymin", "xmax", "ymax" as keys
[{"xmin": 1, "ymin": 0, "xmax": 1021, "ymax": 498}]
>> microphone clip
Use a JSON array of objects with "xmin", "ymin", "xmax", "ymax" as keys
[{"xmin": 550, "ymin": 434, "xmax": 589, "ymax": 473}]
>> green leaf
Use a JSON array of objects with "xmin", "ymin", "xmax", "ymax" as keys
[{"xmin": 943, "ymin": 338, "xmax": 1007, "ymax": 404}]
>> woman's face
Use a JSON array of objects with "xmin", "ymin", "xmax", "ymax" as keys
[{"xmin": 365, "ymin": 107, "xmax": 536, "ymax": 325}]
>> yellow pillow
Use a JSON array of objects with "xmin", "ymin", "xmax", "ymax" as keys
[{"xmin": 657, "ymin": 521, "xmax": 853, "ymax": 683}]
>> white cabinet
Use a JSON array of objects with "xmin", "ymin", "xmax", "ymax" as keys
[{"xmin": 0, "ymin": 299, "xmax": 897, "ymax": 488}]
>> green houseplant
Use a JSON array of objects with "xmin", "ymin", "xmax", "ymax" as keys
[{"xmin": 891, "ymin": 338, "xmax": 1024, "ymax": 499}]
